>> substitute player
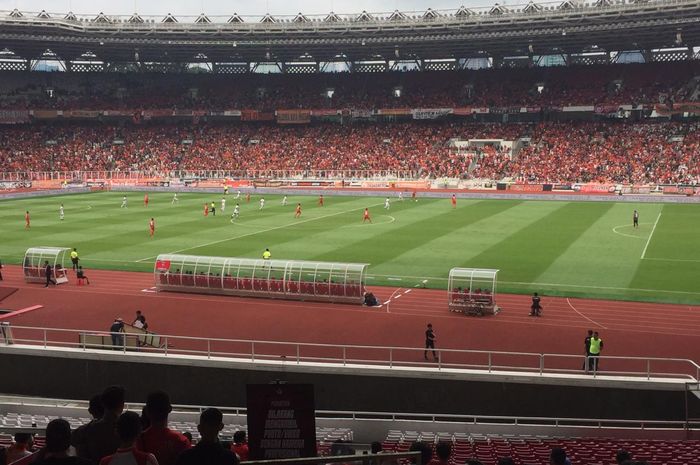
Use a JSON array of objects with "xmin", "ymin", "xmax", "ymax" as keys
[
  {"xmin": 25, "ymin": 210, "xmax": 30, "ymax": 229},
  {"xmin": 59, "ymin": 204, "xmax": 65, "ymax": 221},
  {"xmin": 318, "ymin": 195, "xmax": 324, "ymax": 207},
  {"xmin": 384, "ymin": 197, "xmax": 391, "ymax": 210},
  {"xmin": 121, "ymin": 196, "xmax": 128, "ymax": 208},
  {"xmin": 363, "ymin": 208, "xmax": 372, "ymax": 223},
  {"xmin": 144, "ymin": 193, "xmax": 149, "ymax": 207},
  {"xmin": 149, "ymin": 218, "xmax": 155, "ymax": 237},
  {"xmin": 259, "ymin": 197, "xmax": 265, "ymax": 210},
  {"xmin": 451, "ymin": 194, "xmax": 457, "ymax": 209},
  {"xmin": 231, "ymin": 203, "xmax": 240, "ymax": 220},
  {"xmin": 221, "ymin": 197, "xmax": 226, "ymax": 213},
  {"xmin": 294, "ymin": 203, "xmax": 302, "ymax": 218},
  {"xmin": 282, "ymin": 195, "xmax": 288, "ymax": 206},
  {"xmin": 171, "ymin": 193, "xmax": 179, "ymax": 204},
  {"xmin": 633, "ymin": 210, "xmax": 639, "ymax": 229}
]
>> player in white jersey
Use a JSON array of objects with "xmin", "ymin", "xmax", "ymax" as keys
[
  {"xmin": 221, "ymin": 197, "xmax": 226, "ymax": 212},
  {"xmin": 235, "ymin": 190, "xmax": 241, "ymax": 200},
  {"xmin": 59, "ymin": 204, "xmax": 65, "ymax": 220},
  {"xmin": 231, "ymin": 203, "xmax": 240, "ymax": 220},
  {"xmin": 259, "ymin": 198, "xmax": 265, "ymax": 210},
  {"xmin": 171, "ymin": 193, "xmax": 179, "ymax": 204},
  {"xmin": 384, "ymin": 197, "xmax": 391, "ymax": 210},
  {"xmin": 120, "ymin": 196, "xmax": 128, "ymax": 208},
  {"xmin": 398, "ymin": 191, "xmax": 404, "ymax": 201},
  {"xmin": 282, "ymin": 195, "xmax": 288, "ymax": 206}
]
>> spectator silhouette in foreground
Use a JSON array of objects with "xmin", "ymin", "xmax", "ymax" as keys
[
  {"xmin": 5, "ymin": 433, "xmax": 34, "ymax": 463},
  {"xmin": 77, "ymin": 386, "xmax": 125, "ymax": 464},
  {"xmin": 616, "ymin": 450, "xmax": 633, "ymax": 464},
  {"xmin": 34, "ymin": 418, "xmax": 91, "ymax": 465},
  {"xmin": 136, "ymin": 391, "xmax": 190, "ymax": 465},
  {"xmin": 99, "ymin": 411, "xmax": 158, "ymax": 465},
  {"xmin": 550, "ymin": 447, "xmax": 570, "ymax": 465},
  {"xmin": 408, "ymin": 442, "xmax": 432, "ymax": 465},
  {"xmin": 427, "ymin": 442, "xmax": 451, "ymax": 465},
  {"xmin": 176, "ymin": 408, "xmax": 238, "ymax": 465},
  {"xmin": 71, "ymin": 394, "xmax": 105, "ymax": 458}
]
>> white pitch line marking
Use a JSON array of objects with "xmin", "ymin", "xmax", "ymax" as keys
[
  {"xmin": 136, "ymin": 201, "xmax": 384, "ymax": 262},
  {"xmin": 640, "ymin": 212, "xmax": 662, "ymax": 259},
  {"xmin": 611, "ymin": 222, "xmax": 651, "ymax": 239},
  {"xmin": 567, "ymin": 297, "xmax": 608, "ymax": 330}
]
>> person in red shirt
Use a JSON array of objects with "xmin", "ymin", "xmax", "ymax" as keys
[
  {"xmin": 136, "ymin": 391, "xmax": 190, "ymax": 465},
  {"xmin": 451, "ymin": 194, "xmax": 456, "ymax": 209},
  {"xmin": 411, "ymin": 191, "xmax": 417, "ymax": 202},
  {"xmin": 363, "ymin": 208, "xmax": 372, "ymax": 223},
  {"xmin": 144, "ymin": 193, "xmax": 149, "ymax": 207},
  {"xmin": 246, "ymin": 192, "xmax": 250, "ymax": 203},
  {"xmin": 230, "ymin": 430, "xmax": 249, "ymax": 461},
  {"xmin": 203, "ymin": 204, "xmax": 209, "ymax": 216},
  {"xmin": 100, "ymin": 411, "xmax": 158, "ymax": 465},
  {"xmin": 149, "ymin": 218, "xmax": 155, "ymax": 238},
  {"xmin": 318, "ymin": 195, "xmax": 324, "ymax": 207},
  {"xmin": 25, "ymin": 210, "xmax": 30, "ymax": 229},
  {"xmin": 294, "ymin": 203, "xmax": 302, "ymax": 218}
]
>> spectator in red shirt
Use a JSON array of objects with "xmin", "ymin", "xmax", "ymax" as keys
[
  {"xmin": 230, "ymin": 431, "xmax": 249, "ymax": 461},
  {"xmin": 136, "ymin": 391, "xmax": 190, "ymax": 465},
  {"xmin": 100, "ymin": 411, "xmax": 159, "ymax": 465}
]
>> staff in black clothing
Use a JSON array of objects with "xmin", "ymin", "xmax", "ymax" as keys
[
  {"xmin": 530, "ymin": 292, "xmax": 542, "ymax": 316},
  {"xmin": 633, "ymin": 210, "xmax": 639, "ymax": 229},
  {"xmin": 424, "ymin": 323, "xmax": 438, "ymax": 361},
  {"xmin": 583, "ymin": 329, "xmax": 593, "ymax": 370},
  {"xmin": 110, "ymin": 318, "xmax": 125, "ymax": 349},
  {"xmin": 44, "ymin": 261, "xmax": 56, "ymax": 287}
]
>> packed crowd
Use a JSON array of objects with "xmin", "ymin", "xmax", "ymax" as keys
[
  {"xmin": 0, "ymin": 61, "xmax": 697, "ymax": 110},
  {"xmin": 1, "ymin": 120, "xmax": 698, "ymax": 184}
]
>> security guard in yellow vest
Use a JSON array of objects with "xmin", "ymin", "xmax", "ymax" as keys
[
  {"xmin": 262, "ymin": 248, "xmax": 271, "ymax": 261},
  {"xmin": 70, "ymin": 248, "xmax": 79, "ymax": 271},
  {"xmin": 588, "ymin": 332, "xmax": 603, "ymax": 372}
]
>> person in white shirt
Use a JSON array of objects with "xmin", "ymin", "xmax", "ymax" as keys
[
  {"xmin": 282, "ymin": 195, "xmax": 288, "ymax": 206},
  {"xmin": 59, "ymin": 204, "xmax": 65, "ymax": 220},
  {"xmin": 221, "ymin": 197, "xmax": 226, "ymax": 212},
  {"xmin": 259, "ymin": 198, "xmax": 265, "ymax": 210},
  {"xmin": 171, "ymin": 193, "xmax": 179, "ymax": 204},
  {"xmin": 120, "ymin": 196, "xmax": 128, "ymax": 208},
  {"xmin": 231, "ymin": 204, "xmax": 240, "ymax": 220},
  {"xmin": 384, "ymin": 198, "xmax": 391, "ymax": 210}
]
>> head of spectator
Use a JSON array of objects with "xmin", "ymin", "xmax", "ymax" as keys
[
  {"xmin": 101, "ymin": 385, "xmax": 126, "ymax": 418},
  {"xmin": 182, "ymin": 432, "xmax": 193, "ymax": 445},
  {"xmin": 233, "ymin": 431, "xmax": 247, "ymax": 445},
  {"xmin": 434, "ymin": 442, "xmax": 451, "ymax": 463},
  {"xmin": 550, "ymin": 448, "xmax": 568, "ymax": 465},
  {"xmin": 196, "ymin": 408, "xmax": 225, "ymax": 444},
  {"xmin": 6, "ymin": 432, "xmax": 34, "ymax": 462},
  {"xmin": 371, "ymin": 442, "xmax": 383, "ymax": 454},
  {"xmin": 145, "ymin": 390, "xmax": 173, "ymax": 427},
  {"xmin": 88, "ymin": 394, "xmax": 105, "ymax": 420},
  {"xmin": 616, "ymin": 450, "xmax": 633, "ymax": 464},
  {"xmin": 408, "ymin": 441, "xmax": 432, "ymax": 465},
  {"xmin": 497, "ymin": 458, "xmax": 515, "ymax": 465},
  {"xmin": 44, "ymin": 418, "xmax": 73, "ymax": 457},
  {"xmin": 116, "ymin": 411, "xmax": 142, "ymax": 447}
]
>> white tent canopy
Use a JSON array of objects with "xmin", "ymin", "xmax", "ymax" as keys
[{"xmin": 23, "ymin": 247, "xmax": 70, "ymax": 284}]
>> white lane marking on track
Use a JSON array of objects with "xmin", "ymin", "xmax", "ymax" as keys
[
  {"xmin": 566, "ymin": 297, "xmax": 608, "ymax": 330},
  {"xmin": 611, "ymin": 222, "xmax": 651, "ymax": 239},
  {"xmin": 136, "ymin": 201, "xmax": 384, "ymax": 262},
  {"xmin": 640, "ymin": 211, "xmax": 662, "ymax": 259}
]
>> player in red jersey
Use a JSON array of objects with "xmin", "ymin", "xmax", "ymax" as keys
[
  {"xmin": 149, "ymin": 218, "xmax": 155, "ymax": 237},
  {"xmin": 294, "ymin": 203, "xmax": 302, "ymax": 218},
  {"xmin": 363, "ymin": 208, "xmax": 372, "ymax": 223},
  {"xmin": 451, "ymin": 194, "xmax": 457, "ymax": 209},
  {"xmin": 24, "ymin": 211, "xmax": 30, "ymax": 229},
  {"xmin": 246, "ymin": 192, "xmax": 251, "ymax": 203},
  {"xmin": 203, "ymin": 203, "xmax": 209, "ymax": 216},
  {"xmin": 144, "ymin": 193, "xmax": 149, "ymax": 207},
  {"xmin": 318, "ymin": 194, "xmax": 324, "ymax": 207},
  {"xmin": 412, "ymin": 190, "xmax": 417, "ymax": 202}
]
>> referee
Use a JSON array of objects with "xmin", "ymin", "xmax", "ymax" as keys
[{"xmin": 70, "ymin": 248, "xmax": 79, "ymax": 271}]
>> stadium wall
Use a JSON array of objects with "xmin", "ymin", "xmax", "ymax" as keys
[{"xmin": 0, "ymin": 346, "xmax": 697, "ymax": 423}]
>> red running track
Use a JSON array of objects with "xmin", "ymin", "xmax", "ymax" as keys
[{"xmin": 0, "ymin": 265, "xmax": 699, "ymax": 375}]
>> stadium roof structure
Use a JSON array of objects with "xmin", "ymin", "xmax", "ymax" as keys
[{"xmin": 0, "ymin": 0, "xmax": 698, "ymax": 66}]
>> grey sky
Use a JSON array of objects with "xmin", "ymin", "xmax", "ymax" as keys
[{"xmin": 0, "ymin": 0, "xmax": 506, "ymax": 17}]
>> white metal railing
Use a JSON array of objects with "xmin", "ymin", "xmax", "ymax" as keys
[{"xmin": 1, "ymin": 324, "xmax": 698, "ymax": 382}]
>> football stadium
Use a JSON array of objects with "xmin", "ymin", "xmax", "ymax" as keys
[{"xmin": 0, "ymin": 0, "xmax": 699, "ymax": 463}]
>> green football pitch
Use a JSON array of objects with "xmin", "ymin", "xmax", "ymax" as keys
[{"xmin": 1, "ymin": 191, "xmax": 698, "ymax": 304}]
